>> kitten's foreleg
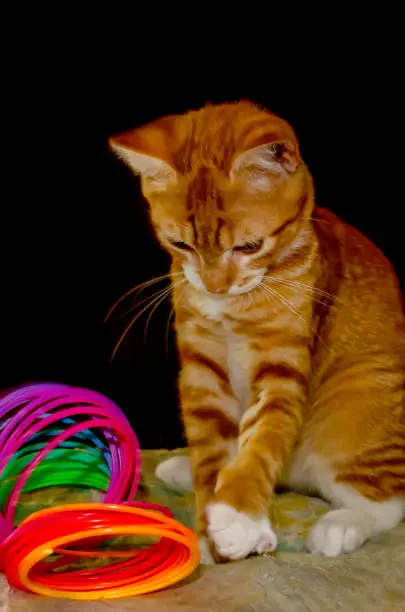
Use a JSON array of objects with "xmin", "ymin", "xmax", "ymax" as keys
[
  {"xmin": 177, "ymin": 322, "xmax": 240, "ymax": 561},
  {"xmin": 208, "ymin": 347, "xmax": 310, "ymax": 560}
]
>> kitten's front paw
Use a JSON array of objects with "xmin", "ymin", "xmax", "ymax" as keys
[
  {"xmin": 307, "ymin": 509, "xmax": 367, "ymax": 556},
  {"xmin": 155, "ymin": 456, "xmax": 193, "ymax": 491},
  {"xmin": 206, "ymin": 502, "xmax": 277, "ymax": 561}
]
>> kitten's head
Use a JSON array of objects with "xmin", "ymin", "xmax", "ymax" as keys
[{"xmin": 110, "ymin": 101, "xmax": 313, "ymax": 295}]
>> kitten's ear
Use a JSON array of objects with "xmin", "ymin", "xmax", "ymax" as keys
[
  {"xmin": 109, "ymin": 117, "xmax": 178, "ymax": 192},
  {"xmin": 231, "ymin": 138, "xmax": 300, "ymax": 192}
]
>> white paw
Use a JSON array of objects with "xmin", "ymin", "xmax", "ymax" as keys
[
  {"xmin": 155, "ymin": 456, "xmax": 193, "ymax": 492},
  {"xmin": 307, "ymin": 509, "xmax": 368, "ymax": 557},
  {"xmin": 206, "ymin": 502, "xmax": 277, "ymax": 560},
  {"xmin": 198, "ymin": 537, "xmax": 215, "ymax": 565}
]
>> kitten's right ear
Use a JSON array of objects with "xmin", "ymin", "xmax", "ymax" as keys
[{"xmin": 109, "ymin": 118, "xmax": 178, "ymax": 192}]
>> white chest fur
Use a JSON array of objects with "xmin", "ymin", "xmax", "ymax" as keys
[
  {"xmin": 191, "ymin": 293, "xmax": 251, "ymax": 413},
  {"xmin": 226, "ymin": 332, "xmax": 251, "ymax": 411},
  {"xmin": 192, "ymin": 293, "xmax": 226, "ymax": 323}
]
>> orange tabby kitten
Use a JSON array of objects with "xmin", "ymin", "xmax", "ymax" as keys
[{"xmin": 110, "ymin": 101, "xmax": 405, "ymax": 562}]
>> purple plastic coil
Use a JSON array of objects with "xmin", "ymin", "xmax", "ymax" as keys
[{"xmin": 0, "ymin": 383, "xmax": 141, "ymax": 541}]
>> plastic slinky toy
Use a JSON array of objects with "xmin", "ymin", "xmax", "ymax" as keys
[{"xmin": 0, "ymin": 384, "xmax": 200, "ymax": 599}]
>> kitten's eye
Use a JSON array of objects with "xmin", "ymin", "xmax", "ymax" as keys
[
  {"xmin": 233, "ymin": 239, "xmax": 264, "ymax": 255},
  {"xmin": 169, "ymin": 240, "xmax": 194, "ymax": 252}
]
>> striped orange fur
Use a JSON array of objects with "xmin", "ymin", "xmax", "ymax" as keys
[{"xmin": 110, "ymin": 102, "xmax": 405, "ymax": 561}]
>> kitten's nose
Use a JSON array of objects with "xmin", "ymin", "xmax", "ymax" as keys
[{"xmin": 200, "ymin": 268, "xmax": 230, "ymax": 294}]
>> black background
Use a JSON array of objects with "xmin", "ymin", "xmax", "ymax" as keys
[{"xmin": 2, "ymin": 26, "xmax": 403, "ymax": 449}]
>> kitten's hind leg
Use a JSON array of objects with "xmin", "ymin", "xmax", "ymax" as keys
[{"xmin": 298, "ymin": 356, "xmax": 405, "ymax": 556}]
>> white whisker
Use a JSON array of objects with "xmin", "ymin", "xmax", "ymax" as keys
[
  {"xmin": 165, "ymin": 285, "xmax": 186, "ymax": 356},
  {"xmin": 110, "ymin": 277, "xmax": 185, "ymax": 360},
  {"xmin": 144, "ymin": 279, "xmax": 186, "ymax": 343},
  {"xmin": 259, "ymin": 282, "xmax": 314, "ymax": 331},
  {"xmin": 259, "ymin": 282, "xmax": 336, "ymax": 358},
  {"xmin": 105, "ymin": 272, "xmax": 183, "ymax": 322},
  {"xmin": 121, "ymin": 284, "xmax": 176, "ymax": 319},
  {"xmin": 266, "ymin": 276, "xmax": 341, "ymax": 303},
  {"xmin": 265, "ymin": 279, "xmax": 332, "ymax": 307}
]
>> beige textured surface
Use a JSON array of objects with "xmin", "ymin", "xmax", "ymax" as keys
[
  {"xmin": 1, "ymin": 522, "xmax": 405, "ymax": 611},
  {"xmin": 1, "ymin": 449, "xmax": 404, "ymax": 610}
]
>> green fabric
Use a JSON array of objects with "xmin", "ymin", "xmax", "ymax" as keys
[
  {"xmin": 12, "ymin": 448, "xmax": 328, "ymax": 553},
  {"xmin": 139, "ymin": 449, "xmax": 331, "ymax": 552}
]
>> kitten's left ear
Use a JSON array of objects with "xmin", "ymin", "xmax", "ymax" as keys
[
  {"xmin": 231, "ymin": 109, "xmax": 301, "ymax": 193},
  {"xmin": 109, "ymin": 117, "xmax": 178, "ymax": 192}
]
